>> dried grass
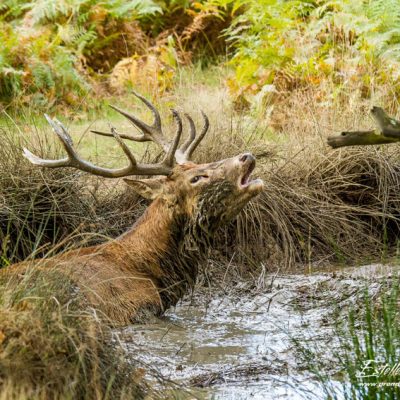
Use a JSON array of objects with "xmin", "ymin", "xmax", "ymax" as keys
[{"xmin": 0, "ymin": 264, "xmax": 145, "ymax": 399}]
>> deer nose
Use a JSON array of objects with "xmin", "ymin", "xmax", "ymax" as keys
[{"xmin": 239, "ymin": 153, "xmax": 255, "ymax": 163}]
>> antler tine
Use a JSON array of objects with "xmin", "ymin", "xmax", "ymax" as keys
[
  {"xmin": 164, "ymin": 109, "xmax": 183, "ymax": 166},
  {"xmin": 23, "ymin": 114, "xmax": 79, "ymax": 168},
  {"xmin": 108, "ymin": 123, "xmax": 137, "ymax": 168},
  {"xmin": 46, "ymin": 114, "xmax": 76, "ymax": 157},
  {"xmin": 91, "ymin": 129, "xmax": 149, "ymax": 142},
  {"xmin": 91, "ymin": 92, "xmax": 172, "ymax": 153},
  {"xmin": 181, "ymin": 111, "xmax": 210, "ymax": 161},
  {"xmin": 132, "ymin": 90, "xmax": 162, "ymax": 132},
  {"xmin": 180, "ymin": 113, "xmax": 196, "ymax": 152},
  {"xmin": 98, "ymin": 107, "xmax": 184, "ymax": 166},
  {"xmin": 23, "ymin": 114, "xmax": 173, "ymax": 178},
  {"xmin": 91, "ymin": 94, "xmax": 209, "ymax": 164},
  {"xmin": 109, "ymin": 92, "xmax": 169, "ymax": 151}
]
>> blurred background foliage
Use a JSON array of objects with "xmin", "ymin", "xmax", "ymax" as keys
[
  {"xmin": 0, "ymin": 0, "xmax": 229, "ymax": 111},
  {"xmin": 1, "ymin": 0, "xmax": 400, "ymax": 112}
]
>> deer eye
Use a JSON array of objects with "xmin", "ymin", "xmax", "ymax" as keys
[{"xmin": 190, "ymin": 175, "xmax": 207, "ymax": 184}]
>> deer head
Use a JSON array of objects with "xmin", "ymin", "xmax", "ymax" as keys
[{"xmin": 23, "ymin": 92, "xmax": 264, "ymax": 236}]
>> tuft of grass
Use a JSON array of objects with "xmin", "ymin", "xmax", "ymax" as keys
[
  {"xmin": 339, "ymin": 283, "xmax": 400, "ymax": 399},
  {"xmin": 0, "ymin": 264, "xmax": 145, "ymax": 399},
  {"xmin": 293, "ymin": 280, "xmax": 400, "ymax": 400}
]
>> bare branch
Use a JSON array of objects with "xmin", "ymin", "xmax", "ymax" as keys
[
  {"xmin": 327, "ymin": 106, "xmax": 400, "ymax": 148},
  {"xmin": 370, "ymin": 106, "xmax": 400, "ymax": 138},
  {"xmin": 327, "ymin": 130, "xmax": 399, "ymax": 148}
]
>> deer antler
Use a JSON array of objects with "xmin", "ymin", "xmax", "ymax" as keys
[
  {"xmin": 23, "ymin": 111, "xmax": 183, "ymax": 177},
  {"xmin": 91, "ymin": 91, "xmax": 209, "ymax": 164}
]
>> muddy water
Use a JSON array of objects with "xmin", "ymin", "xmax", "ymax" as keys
[{"xmin": 118, "ymin": 264, "xmax": 397, "ymax": 399}]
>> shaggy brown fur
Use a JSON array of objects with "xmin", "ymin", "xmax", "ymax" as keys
[{"xmin": 3, "ymin": 154, "xmax": 263, "ymax": 326}]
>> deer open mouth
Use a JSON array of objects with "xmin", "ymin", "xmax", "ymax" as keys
[
  {"xmin": 238, "ymin": 158, "xmax": 261, "ymax": 190},
  {"xmin": 240, "ymin": 159, "xmax": 256, "ymax": 186},
  {"xmin": 238, "ymin": 158, "xmax": 264, "ymax": 194}
]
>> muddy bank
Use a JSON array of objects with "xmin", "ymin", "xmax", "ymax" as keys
[{"xmin": 117, "ymin": 264, "xmax": 399, "ymax": 399}]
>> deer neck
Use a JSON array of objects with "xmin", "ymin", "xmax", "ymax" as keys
[{"xmin": 106, "ymin": 198, "xmax": 213, "ymax": 309}]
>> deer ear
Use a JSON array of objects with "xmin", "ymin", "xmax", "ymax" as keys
[{"xmin": 123, "ymin": 178, "xmax": 165, "ymax": 200}]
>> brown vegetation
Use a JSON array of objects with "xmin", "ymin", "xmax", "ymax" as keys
[{"xmin": 0, "ymin": 267, "xmax": 145, "ymax": 400}]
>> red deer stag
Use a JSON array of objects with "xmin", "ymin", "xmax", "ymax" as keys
[{"xmin": 5, "ymin": 93, "xmax": 264, "ymax": 325}]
